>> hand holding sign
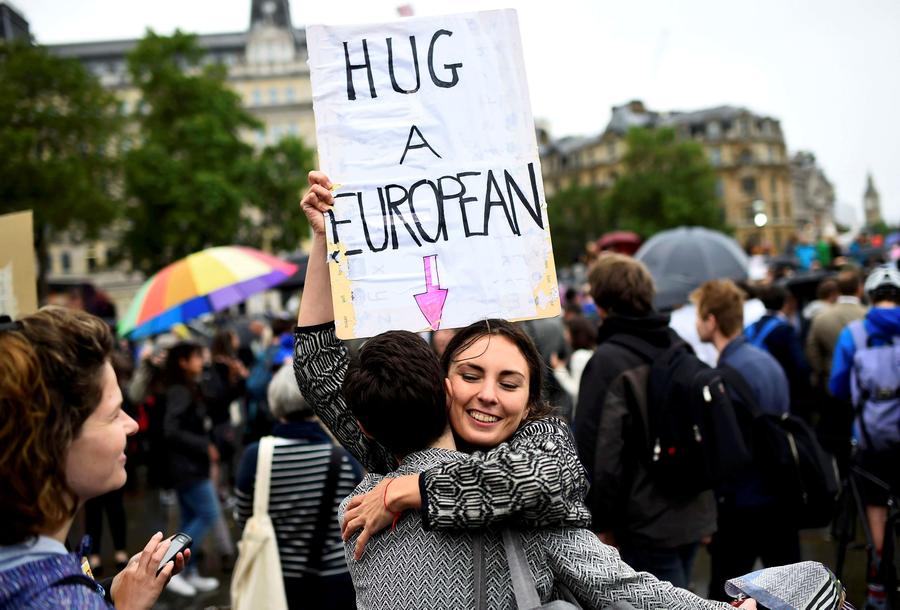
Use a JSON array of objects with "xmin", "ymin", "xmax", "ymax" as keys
[{"xmin": 307, "ymin": 10, "xmax": 559, "ymax": 338}]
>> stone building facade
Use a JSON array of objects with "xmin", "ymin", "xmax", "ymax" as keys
[
  {"xmin": 540, "ymin": 100, "xmax": 796, "ymax": 249},
  {"xmin": 790, "ymin": 151, "xmax": 835, "ymax": 231},
  {"xmin": 32, "ymin": 0, "xmax": 315, "ymax": 314}
]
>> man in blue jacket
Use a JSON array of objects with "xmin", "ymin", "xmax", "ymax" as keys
[
  {"xmin": 691, "ymin": 279, "xmax": 799, "ymax": 602},
  {"xmin": 828, "ymin": 263, "xmax": 900, "ymax": 608}
]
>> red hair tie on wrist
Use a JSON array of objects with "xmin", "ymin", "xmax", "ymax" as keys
[{"xmin": 383, "ymin": 478, "xmax": 403, "ymax": 532}]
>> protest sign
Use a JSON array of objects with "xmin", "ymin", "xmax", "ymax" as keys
[
  {"xmin": 307, "ymin": 9, "xmax": 560, "ymax": 339},
  {"xmin": 0, "ymin": 210, "xmax": 38, "ymax": 318}
]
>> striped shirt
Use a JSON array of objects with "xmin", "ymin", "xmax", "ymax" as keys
[{"xmin": 234, "ymin": 421, "xmax": 363, "ymax": 578}]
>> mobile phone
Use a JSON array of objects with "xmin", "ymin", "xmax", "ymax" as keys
[{"xmin": 156, "ymin": 533, "xmax": 192, "ymax": 576}]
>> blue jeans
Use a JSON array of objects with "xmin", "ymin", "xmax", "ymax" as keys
[
  {"xmin": 619, "ymin": 542, "xmax": 699, "ymax": 589},
  {"xmin": 177, "ymin": 478, "xmax": 221, "ymax": 566}
]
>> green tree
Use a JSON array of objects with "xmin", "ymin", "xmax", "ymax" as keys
[
  {"xmin": 605, "ymin": 127, "xmax": 725, "ymax": 237},
  {"xmin": 244, "ymin": 136, "xmax": 315, "ymax": 252},
  {"xmin": 0, "ymin": 42, "xmax": 123, "ymax": 297},
  {"xmin": 547, "ymin": 184, "xmax": 610, "ymax": 266},
  {"xmin": 120, "ymin": 30, "xmax": 260, "ymax": 274}
]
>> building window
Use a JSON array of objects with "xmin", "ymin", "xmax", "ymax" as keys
[
  {"xmin": 738, "ymin": 149, "xmax": 754, "ymax": 165},
  {"xmin": 269, "ymin": 87, "xmax": 278, "ymax": 105},
  {"xmin": 714, "ymin": 179, "xmax": 724, "ymax": 199},
  {"xmin": 741, "ymin": 177, "xmax": 757, "ymax": 195},
  {"xmin": 709, "ymin": 147, "xmax": 721, "ymax": 166},
  {"xmin": 255, "ymin": 129, "xmax": 266, "ymax": 147},
  {"xmin": 707, "ymin": 122, "xmax": 721, "ymax": 139},
  {"xmin": 767, "ymin": 145, "xmax": 775, "ymax": 162},
  {"xmin": 86, "ymin": 246, "xmax": 98, "ymax": 272},
  {"xmin": 285, "ymin": 86, "xmax": 296, "ymax": 102},
  {"xmin": 252, "ymin": 89, "xmax": 262, "ymax": 106},
  {"xmin": 60, "ymin": 252, "xmax": 71, "ymax": 274},
  {"xmin": 770, "ymin": 176, "xmax": 777, "ymax": 198},
  {"xmin": 740, "ymin": 119, "xmax": 751, "ymax": 137},
  {"xmin": 607, "ymin": 142, "xmax": 616, "ymax": 161}
]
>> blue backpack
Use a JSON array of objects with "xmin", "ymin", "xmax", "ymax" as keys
[
  {"xmin": 745, "ymin": 317, "xmax": 785, "ymax": 350},
  {"xmin": 848, "ymin": 319, "xmax": 900, "ymax": 451}
]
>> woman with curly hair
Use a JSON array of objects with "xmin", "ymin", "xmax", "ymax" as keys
[{"xmin": 0, "ymin": 307, "xmax": 188, "ymax": 609}]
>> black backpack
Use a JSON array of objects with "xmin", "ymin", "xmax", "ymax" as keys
[
  {"xmin": 608, "ymin": 336, "xmax": 753, "ymax": 500},
  {"xmin": 720, "ymin": 366, "xmax": 840, "ymax": 528}
]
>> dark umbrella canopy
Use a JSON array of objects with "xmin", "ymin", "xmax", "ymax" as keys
[{"xmin": 635, "ymin": 227, "xmax": 749, "ymax": 310}]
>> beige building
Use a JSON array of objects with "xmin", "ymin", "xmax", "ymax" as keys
[
  {"xmin": 790, "ymin": 151, "xmax": 835, "ymax": 231},
  {"xmin": 540, "ymin": 100, "xmax": 796, "ymax": 249},
  {"xmin": 37, "ymin": 0, "xmax": 315, "ymax": 314}
]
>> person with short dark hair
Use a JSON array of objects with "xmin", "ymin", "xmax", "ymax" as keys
[
  {"xmin": 162, "ymin": 341, "xmax": 221, "ymax": 596},
  {"xmin": 745, "ymin": 284, "xmax": 812, "ymax": 421},
  {"xmin": 691, "ymin": 279, "xmax": 799, "ymax": 600},
  {"xmin": 574, "ymin": 254, "xmax": 717, "ymax": 588},
  {"xmin": 805, "ymin": 270, "xmax": 868, "ymax": 468},
  {"xmin": 0, "ymin": 307, "xmax": 189, "ymax": 609}
]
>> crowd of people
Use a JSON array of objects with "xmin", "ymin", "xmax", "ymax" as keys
[{"xmin": 0, "ymin": 170, "xmax": 893, "ymax": 609}]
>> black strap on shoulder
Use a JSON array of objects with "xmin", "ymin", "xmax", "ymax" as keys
[
  {"xmin": 719, "ymin": 365, "xmax": 762, "ymax": 419},
  {"xmin": 605, "ymin": 334, "xmax": 660, "ymax": 363},
  {"xmin": 307, "ymin": 445, "xmax": 343, "ymax": 574}
]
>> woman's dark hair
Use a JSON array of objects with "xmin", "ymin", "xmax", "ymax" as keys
[
  {"xmin": 440, "ymin": 319, "xmax": 553, "ymax": 422},
  {"xmin": 343, "ymin": 331, "xmax": 446, "ymax": 456},
  {"xmin": 565, "ymin": 316, "xmax": 597, "ymax": 351},
  {"xmin": 164, "ymin": 340, "xmax": 204, "ymax": 386},
  {"xmin": 0, "ymin": 306, "xmax": 113, "ymax": 545},
  {"xmin": 210, "ymin": 329, "xmax": 236, "ymax": 359}
]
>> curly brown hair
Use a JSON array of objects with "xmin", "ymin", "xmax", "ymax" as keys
[
  {"xmin": 0, "ymin": 306, "xmax": 113, "ymax": 545},
  {"xmin": 440, "ymin": 319, "xmax": 554, "ymax": 422}
]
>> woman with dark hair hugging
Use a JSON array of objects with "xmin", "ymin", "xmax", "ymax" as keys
[
  {"xmin": 0, "ymin": 307, "xmax": 189, "ymax": 609},
  {"xmin": 294, "ymin": 172, "xmax": 757, "ymax": 609}
]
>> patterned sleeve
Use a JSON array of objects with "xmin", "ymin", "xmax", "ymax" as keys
[
  {"xmin": 421, "ymin": 418, "xmax": 592, "ymax": 531},
  {"xmin": 541, "ymin": 528, "xmax": 731, "ymax": 610},
  {"xmin": 293, "ymin": 323, "xmax": 396, "ymax": 474}
]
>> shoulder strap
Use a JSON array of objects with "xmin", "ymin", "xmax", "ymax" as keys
[
  {"xmin": 502, "ymin": 529, "xmax": 543, "ymax": 610},
  {"xmin": 848, "ymin": 319, "xmax": 868, "ymax": 351},
  {"xmin": 719, "ymin": 365, "xmax": 762, "ymax": 419},
  {"xmin": 746, "ymin": 317, "xmax": 782, "ymax": 347},
  {"xmin": 473, "ymin": 533, "xmax": 486, "ymax": 610},
  {"xmin": 252, "ymin": 436, "xmax": 276, "ymax": 517},
  {"xmin": 307, "ymin": 445, "xmax": 343, "ymax": 573}
]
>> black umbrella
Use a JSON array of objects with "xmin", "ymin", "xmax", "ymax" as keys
[{"xmin": 635, "ymin": 227, "xmax": 749, "ymax": 310}]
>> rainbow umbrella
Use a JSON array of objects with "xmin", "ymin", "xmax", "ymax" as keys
[{"xmin": 118, "ymin": 246, "xmax": 298, "ymax": 339}]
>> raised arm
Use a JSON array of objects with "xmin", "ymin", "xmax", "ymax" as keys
[
  {"xmin": 294, "ymin": 171, "xmax": 395, "ymax": 474},
  {"xmin": 420, "ymin": 417, "xmax": 591, "ymax": 530}
]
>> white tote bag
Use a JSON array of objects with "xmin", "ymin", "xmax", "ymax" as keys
[{"xmin": 231, "ymin": 436, "xmax": 289, "ymax": 610}]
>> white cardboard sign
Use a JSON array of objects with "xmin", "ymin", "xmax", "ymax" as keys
[{"xmin": 307, "ymin": 9, "xmax": 560, "ymax": 339}]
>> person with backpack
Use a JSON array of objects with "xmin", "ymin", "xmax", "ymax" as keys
[
  {"xmin": 573, "ymin": 254, "xmax": 718, "ymax": 589},
  {"xmin": 829, "ymin": 263, "xmax": 900, "ymax": 608},
  {"xmin": 744, "ymin": 284, "xmax": 813, "ymax": 421},
  {"xmin": 691, "ymin": 279, "xmax": 801, "ymax": 601}
]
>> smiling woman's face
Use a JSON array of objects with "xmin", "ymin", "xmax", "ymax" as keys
[{"xmin": 446, "ymin": 334, "xmax": 530, "ymax": 450}]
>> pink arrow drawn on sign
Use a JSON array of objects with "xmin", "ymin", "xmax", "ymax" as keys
[{"xmin": 414, "ymin": 254, "xmax": 448, "ymax": 331}]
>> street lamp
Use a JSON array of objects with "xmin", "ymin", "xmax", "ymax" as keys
[{"xmin": 752, "ymin": 199, "xmax": 767, "ymax": 228}]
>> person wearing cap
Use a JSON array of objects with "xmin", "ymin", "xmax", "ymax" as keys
[
  {"xmin": 234, "ymin": 364, "xmax": 362, "ymax": 609},
  {"xmin": 828, "ymin": 263, "xmax": 900, "ymax": 608}
]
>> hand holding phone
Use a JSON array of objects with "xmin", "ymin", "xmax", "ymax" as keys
[{"xmin": 156, "ymin": 533, "xmax": 192, "ymax": 576}]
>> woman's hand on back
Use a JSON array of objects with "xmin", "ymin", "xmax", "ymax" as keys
[
  {"xmin": 342, "ymin": 474, "xmax": 421, "ymax": 560},
  {"xmin": 110, "ymin": 532, "xmax": 190, "ymax": 610},
  {"xmin": 300, "ymin": 171, "xmax": 335, "ymax": 237}
]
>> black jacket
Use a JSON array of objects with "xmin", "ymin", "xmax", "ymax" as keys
[
  {"xmin": 163, "ymin": 383, "xmax": 211, "ymax": 490},
  {"xmin": 573, "ymin": 313, "xmax": 717, "ymax": 548}
]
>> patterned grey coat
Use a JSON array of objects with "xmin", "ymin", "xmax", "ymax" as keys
[
  {"xmin": 341, "ymin": 448, "xmax": 731, "ymax": 610},
  {"xmin": 293, "ymin": 323, "xmax": 592, "ymax": 530}
]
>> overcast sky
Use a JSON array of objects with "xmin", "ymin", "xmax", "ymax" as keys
[{"xmin": 19, "ymin": 0, "xmax": 900, "ymax": 224}]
